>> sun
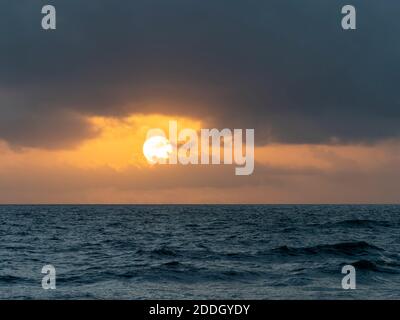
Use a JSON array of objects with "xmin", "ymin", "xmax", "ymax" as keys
[
  {"xmin": 56, "ymin": 114, "xmax": 202, "ymax": 170},
  {"xmin": 143, "ymin": 135, "xmax": 173, "ymax": 164}
]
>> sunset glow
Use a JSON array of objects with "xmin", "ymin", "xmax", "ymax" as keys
[
  {"xmin": 56, "ymin": 114, "xmax": 203, "ymax": 170},
  {"xmin": 143, "ymin": 135, "xmax": 173, "ymax": 164}
]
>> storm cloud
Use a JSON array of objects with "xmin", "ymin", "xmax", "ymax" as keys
[{"xmin": 1, "ymin": 0, "xmax": 400, "ymax": 148}]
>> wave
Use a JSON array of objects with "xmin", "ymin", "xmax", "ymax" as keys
[
  {"xmin": 136, "ymin": 247, "xmax": 179, "ymax": 257},
  {"xmin": 351, "ymin": 259, "xmax": 379, "ymax": 271},
  {"xmin": 269, "ymin": 241, "xmax": 383, "ymax": 257},
  {"xmin": 307, "ymin": 219, "xmax": 393, "ymax": 229},
  {"xmin": 0, "ymin": 275, "xmax": 31, "ymax": 285},
  {"xmin": 348, "ymin": 259, "xmax": 400, "ymax": 274},
  {"xmin": 330, "ymin": 219, "xmax": 392, "ymax": 228}
]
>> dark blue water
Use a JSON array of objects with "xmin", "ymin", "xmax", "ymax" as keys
[{"xmin": 0, "ymin": 205, "xmax": 400, "ymax": 299}]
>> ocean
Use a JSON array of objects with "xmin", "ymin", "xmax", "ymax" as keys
[{"xmin": 0, "ymin": 205, "xmax": 399, "ymax": 299}]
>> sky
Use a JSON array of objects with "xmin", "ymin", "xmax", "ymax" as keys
[{"xmin": 1, "ymin": 0, "xmax": 400, "ymax": 203}]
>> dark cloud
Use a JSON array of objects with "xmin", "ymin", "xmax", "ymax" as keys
[{"xmin": 1, "ymin": 0, "xmax": 400, "ymax": 148}]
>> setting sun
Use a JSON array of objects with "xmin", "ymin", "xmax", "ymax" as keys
[
  {"xmin": 56, "ymin": 114, "xmax": 203, "ymax": 170},
  {"xmin": 143, "ymin": 135, "xmax": 173, "ymax": 164}
]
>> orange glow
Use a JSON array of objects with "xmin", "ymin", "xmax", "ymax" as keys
[
  {"xmin": 56, "ymin": 114, "xmax": 203, "ymax": 170},
  {"xmin": 0, "ymin": 117, "xmax": 400, "ymax": 203}
]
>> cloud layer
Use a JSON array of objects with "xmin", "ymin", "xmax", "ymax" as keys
[{"xmin": 1, "ymin": 1, "xmax": 400, "ymax": 149}]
